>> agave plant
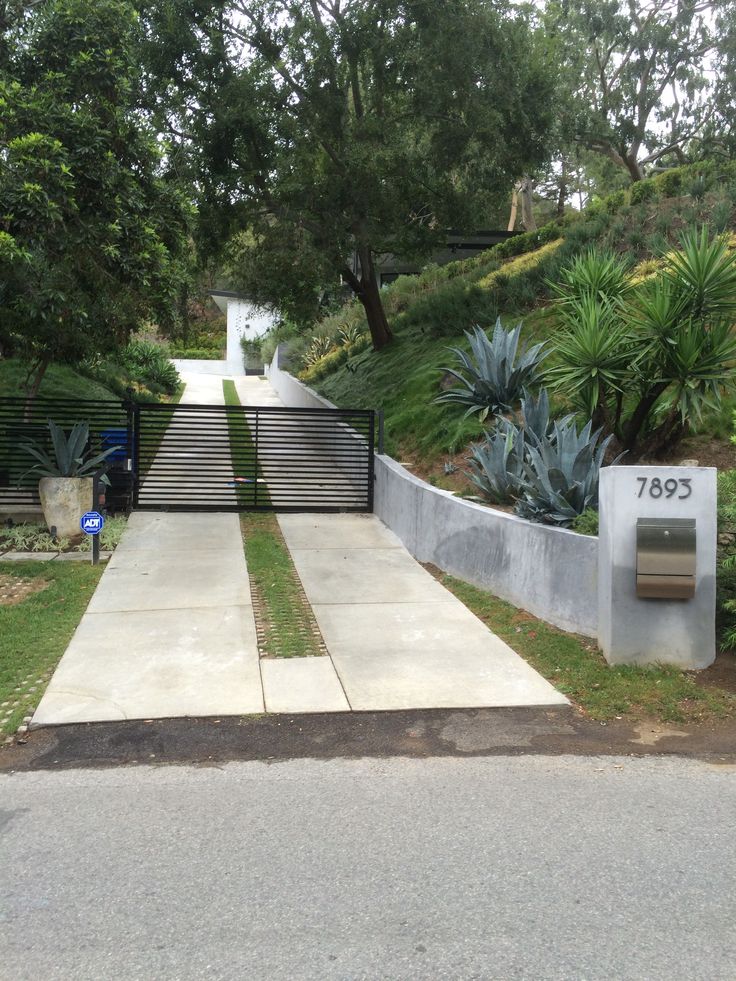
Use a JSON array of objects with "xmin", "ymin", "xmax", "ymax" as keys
[
  {"xmin": 435, "ymin": 319, "xmax": 547, "ymax": 421},
  {"xmin": 302, "ymin": 336, "xmax": 334, "ymax": 367},
  {"xmin": 467, "ymin": 420, "xmax": 526, "ymax": 503},
  {"xmin": 338, "ymin": 323, "xmax": 366, "ymax": 346},
  {"xmin": 467, "ymin": 389, "xmax": 556, "ymax": 504},
  {"xmin": 19, "ymin": 421, "xmax": 121, "ymax": 484},
  {"xmin": 514, "ymin": 418, "xmax": 615, "ymax": 526}
]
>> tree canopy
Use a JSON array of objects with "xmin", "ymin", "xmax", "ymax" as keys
[
  {"xmin": 140, "ymin": 0, "xmax": 557, "ymax": 348},
  {"xmin": 543, "ymin": 0, "xmax": 730, "ymax": 182},
  {"xmin": 0, "ymin": 0, "xmax": 194, "ymax": 394}
]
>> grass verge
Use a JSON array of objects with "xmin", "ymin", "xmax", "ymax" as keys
[
  {"xmin": 240, "ymin": 514, "xmax": 326, "ymax": 658},
  {"xmin": 431, "ymin": 567, "xmax": 736, "ymax": 724},
  {"xmin": 0, "ymin": 561, "xmax": 102, "ymax": 736}
]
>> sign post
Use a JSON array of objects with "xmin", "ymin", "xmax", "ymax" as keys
[
  {"xmin": 80, "ymin": 509, "xmax": 105, "ymax": 566},
  {"xmin": 598, "ymin": 466, "xmax": 717, "ymax": 669}
]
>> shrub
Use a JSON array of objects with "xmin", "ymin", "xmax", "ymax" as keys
[
  {"xmin": 120, "ymin": 340, "xmax": 180, "ymax": 394},
  {"xmin": 655, "ymin": 169, "xmax": 683, "ymax": 198},
  {"xmin": 629, "ymin": 179, "xmax": 657, "ymax": 205},
  {"xmin": 169, "ymin": 347, "xmax": 222, "ymax": 360},
  {"xmin": 435, "ymin": 319, "xmax": 547, "ymax": 420}
]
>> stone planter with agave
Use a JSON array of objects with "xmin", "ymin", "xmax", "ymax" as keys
[{"xmin": 19, "ymin": 421, "xmax": 121, "ymax": 542}]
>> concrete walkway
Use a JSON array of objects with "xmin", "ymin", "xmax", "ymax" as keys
[{"xmin": 32, "ymin": 371, "xmax": 565, "ymax": 726}]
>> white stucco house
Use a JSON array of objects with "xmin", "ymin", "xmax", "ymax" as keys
[{"xmin": 171, "ymin": 290, "xmax": 278, "ymax": 376}]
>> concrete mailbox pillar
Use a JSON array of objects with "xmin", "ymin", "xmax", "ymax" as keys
[{"xmin": 598, "ymin": 466, "xmax": 717, "ymax": 669}]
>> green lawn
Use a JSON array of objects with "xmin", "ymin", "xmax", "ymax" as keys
[
  {"xmin": 0, "ymin": 561, "xmax": 102, "ymax": 735},
  {"xmin": 436, "ymin": 570, "xmax": 736, "ymax": 724},
  {"xmin": 0, "ymin": 358, "xmax": 117, "ymax": 401}
]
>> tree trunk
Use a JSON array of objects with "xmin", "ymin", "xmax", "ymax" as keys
[
  {"xmin": 625, "ymin": 153, "xmax": 644, "ymax": 182},
  {"xmin": 346, "ymin": 247, "xmax": 393, "ymax": 350},
  {"xmin": 23, "ymin": 354, "xmax": 51, "ymax": 421},
  {"xmin": 556, "ymin": 160, "xmax": 568, "ymax": 218},
  {"xmin": 519, "ymin": 176, "xmax": 537, "ymax": 231},
  {"xmin": 507, "ymin": 187, "xmax": 518, "ymax": 231}
]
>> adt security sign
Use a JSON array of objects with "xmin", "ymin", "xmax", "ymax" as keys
[{"xmin": 80, "ymin": 511, "xmax": 105, "ymax": 535}]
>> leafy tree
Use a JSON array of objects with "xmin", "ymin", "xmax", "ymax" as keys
[
  {"xmin": 139, "ymin": 0, "xmax": 556, "ymax": 349},
  {"xmin": 0, "ymin": 0, "xmax": 193, "ymax": 399},
  {"xmin": 544, "ymin": 0, "xmax": 723, "ymax": 182}
]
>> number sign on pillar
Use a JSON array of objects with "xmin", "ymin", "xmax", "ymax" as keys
[{"xmin": 597, "ymin": 466, "xmax": 717, "ymax": 670}]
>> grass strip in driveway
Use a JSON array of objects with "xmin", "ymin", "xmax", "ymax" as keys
[
  {"xmin": 0, "ymin": 561, "xmax": 102, "ymax": 736},
  {"xmin": 429, "ymin": 566, "xmax": 736, "ymax": 725},
  {"xmin": 240, "ymin": 514, "xmax": 327, "ymax": 658}
]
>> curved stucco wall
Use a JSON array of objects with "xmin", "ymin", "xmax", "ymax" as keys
[{"xmin": 267, "ymin": 347, "xmax": 599, "ymax": 637}]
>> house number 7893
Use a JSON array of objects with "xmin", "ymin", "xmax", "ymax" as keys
[{"xmin": 636, "ymin": 476, "xmax": 692, "ymax": 500}]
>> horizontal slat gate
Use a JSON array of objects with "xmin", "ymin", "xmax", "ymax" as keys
[{"xmin": 135, "ymin": 402, "xmax": 375, "ymax": 513}]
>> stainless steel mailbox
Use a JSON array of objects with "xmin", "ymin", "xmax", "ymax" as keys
[{"xmin": 636, "ymin": 518, "xmax": 696, "ymax": 599}]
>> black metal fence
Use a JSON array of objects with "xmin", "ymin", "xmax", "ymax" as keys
[
  {"xmin": 0, "ymin": 396, "xmax": 133, "ymax": 512},
  {"xmin": 0, "ymin": 396, "xmax": 375, "ymax": 514}
]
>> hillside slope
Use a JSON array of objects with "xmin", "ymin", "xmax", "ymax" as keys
[{"xmin": 296, "ymin": 163, "xmax": 736, "ymax": 473}]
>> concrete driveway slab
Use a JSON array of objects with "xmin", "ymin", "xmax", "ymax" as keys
[
  {"xmin": 32, "ymin": 605, "xmax": 263, "ymax": 725},
  {"xmin": 278, "ymin": 512, "xmax": 403, "ymax": 550},
  {"xmin": 289, "ymin": 546, "xmax": 457, "ymax": 606},
  {"xmin": 314, "ymin": 601, "xmax": 567, "ymax": 710},
  {"xmin": 261, "ymin": 657, "xmax": 350, "ymax": 713},
  {"xmin": 87, "ymin": 547, "xmax": 251, "ymax": 613},
  {"xmin": 115, "ymin": 512, "xmax": 241, "ymax": 554}
]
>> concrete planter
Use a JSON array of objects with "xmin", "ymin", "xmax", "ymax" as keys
[{"xmin": 38, "ymin": 476, "xmax": 93, "ymax": 542}]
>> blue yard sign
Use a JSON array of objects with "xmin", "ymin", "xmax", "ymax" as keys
[{"xmin": 80, "ymin": 511, "xmax": 105, "ymax": 535}]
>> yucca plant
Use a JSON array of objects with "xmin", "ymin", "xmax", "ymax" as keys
[
  {"xmin": 436, "ymin": 319, "xmax": 547, "ymax": 421},
  {"xmin": 545, "ymin": 294, "xmax": 636, "ymax": 423},
  {"xmin": 546, "ymin": 230, "xmax": 736, "ymax": 458},
  {"xmin": 549, "ymin": 249, "xmax": 634, "ymax": 306},
  {"xmin": 19, "ymin": 421, "xmax": 121, "ymax": 483},
  {"xmin": 515, "ymin": 419, "xmax": 615, "ymax": 527}
]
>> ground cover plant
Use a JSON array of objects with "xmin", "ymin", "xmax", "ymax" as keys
[
  {"xmin": 432, "ymin": 568, "xmax": 736, "ymax": 724},
  {"xmin": 0, "ymin": 561, "xmax": 102, "ymax": 735},
  {"xmin": 0, "ymin": 517, "xmax": 127, "ymax": 554}
]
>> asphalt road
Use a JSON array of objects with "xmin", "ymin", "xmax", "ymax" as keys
[{"xmin": 1, "ymin": 756, "xmax": 734, "ymax": 980}]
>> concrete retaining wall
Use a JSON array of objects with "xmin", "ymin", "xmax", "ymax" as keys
[{"xmin": 267, "ymin": 347, "xmax": 599, "ymax": 637}]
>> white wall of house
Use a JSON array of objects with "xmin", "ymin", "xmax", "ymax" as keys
[{"xmin": 226, "ymin": 300, "xmax": 276, "ymax": 372}]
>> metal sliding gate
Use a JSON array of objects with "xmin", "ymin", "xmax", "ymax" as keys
[
  {"xmin": 133, "ymin": 402, "xmax": 375, "ymax": 513},
  {"xmin": 0, "ymin": 397, "xmax": 375, "ymax": 514}
]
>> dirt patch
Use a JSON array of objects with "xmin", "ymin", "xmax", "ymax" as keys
[
  {"xmin": 0, "ymin": 573, "xmax": 49, "ymax": 606},
  {"xmin": 660, "ymin": 436, "xmax": 736, "ymax": 472},
  {"xmin": 696, "ymin": 653, "xmax": 736, "ymax": 695}
]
